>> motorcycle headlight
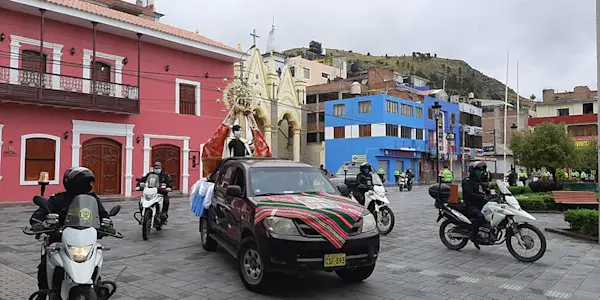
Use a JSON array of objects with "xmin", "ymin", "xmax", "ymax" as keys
[
  {"xmin": 362, "ymin": 213, "xmax": 377, "ymax": 232},
  {"xmin": 262, "ymin": 217, "xmax": 300, "ymax": 235},
  {"xmin": 68, "ymin": 245, "xmax": 93, "ymax": 263}
]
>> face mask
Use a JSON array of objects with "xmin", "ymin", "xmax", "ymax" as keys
[
  {"xmin": 154, "ymin": 168, "xmax": 162, "ymax": 174},
  {"xmin": 233, "ymin": 130, "xmax": 241, "ymax": 138},
  {"xmin": 474, "ymin": 170, "xmax": 482, "ymax": 178},
  {"xmin": 362, "ymin": 169, "xmax": 369, "ymax": 174}
]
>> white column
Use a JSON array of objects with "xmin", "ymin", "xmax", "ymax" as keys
[
  {"xmin": 264, "ymin": 125, "xmax": 272, "ymax": 147},
  {"xmin": 82, "ymin": 54, "xmax": 91, "ymax": 93},
  {"xmin": 52, "ymin": 46, "xmax": 62, "ymax": 90},
  {"xmin": 143, "ymin": 135, "xmax": 151, "ymax": 174},
  {"xmin": 114, "ymin": 60, "xmax": 123, "ymax": 97},
  {"xmin": 0, "ymin": 124, "xmax": 4, "ymax": 181},
  {"xmin": 71, "ymin": 130, "xmax": 81, "ymax": 167},
  {"xmin": 199, "ymin": 143, "xmax": 205, "ymax": 180},
  {"xmin": 124, "ymin": 129, "xmax": 134, "ymax": 197},
  {"xmin": 293, "ymin": 128, "xmax": 301, "ymax": 162},
  {"xmin": 182, "ymin": 138, "xmax": 190, "ymax": 194},
  {"xmin": 9, "ymin": 43, "xmax": 20, "ymax": 84}
]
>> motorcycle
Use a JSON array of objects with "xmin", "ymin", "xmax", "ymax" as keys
[
  {"xmin": 431, "ymin": 179, "xmax": 547, "ymax": 262},
  {"xmin": 397, "ymin": 173, "xmax": 413, "ymax": 191},
  {"xmin": 133, "ymin": 174, "xmax": 171, "ymax": 240},
  {"xmin": 24, "ymin": 195, "xmax": 124, "ymax": 300},
  {"xmin": 351, "ymin": 185, "xmax": 395, "ymax": 235}
]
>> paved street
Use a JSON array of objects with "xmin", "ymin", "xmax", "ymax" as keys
[{"xmin": 1, "ymin": 187, "xmax": 599, "ymax": 300}]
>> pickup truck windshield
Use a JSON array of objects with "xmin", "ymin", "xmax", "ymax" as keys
[
  {"xmin": 250, "ymin": 167, "xmax": 339, "ymax": 196},
  {"xmin": 335, "ymin": 165, "xmax": 383, "ymax": 186}
]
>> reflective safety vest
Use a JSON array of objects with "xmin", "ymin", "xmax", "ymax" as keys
[
  {"xmin": 441, "ymin": 168, "xmax": 453, "ymax": 183},
  {"xmin": 377, "ymin": 168, "xmax": 385, "ymax": 174},
  {"xmin": 519, "ymin": 171, "xmax": 527, "ymax": 178},
  {"xmin": 544, "ymin": 171, "xmax": 551, "ymax": 177},
  {"xmin": 581, "ymin": 172, "xmax": 588, "ymax": 179},
  {"xmin": 394, "ymin": 170, "xmax": 400, "ymax": 176},
  {"xmin": 572, "ymin": 171, "xmax": 580, "ymax": 178}
]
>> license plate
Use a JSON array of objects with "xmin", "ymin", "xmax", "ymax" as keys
[{"xmin": 324, "ymin": 253, "xmax": 346, "ymax": 267}]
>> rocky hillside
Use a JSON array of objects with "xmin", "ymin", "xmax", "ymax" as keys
[{"xmin": 284, "ymin": 48, "xmax": 531, "ymax": 106}]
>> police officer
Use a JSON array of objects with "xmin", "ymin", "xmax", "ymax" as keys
[
  {"xmin": 30, "ymin": 167, "xmax": 113, "ymax": 299},
  {"xmin": 355, "ymin": 163, "xmax": 374, "ymax": 206},
  {"xmin": 394, "ymin": 169, "xmax": 401, "ymax": 184},
  {"xmin": 140, "ymin": 162, "xmax": 173, "ymax": 222},
  {"xmin": 377, "ymin": 167, "xmax": 386, "ymax": 183},
  {"xmin": 519, "ymin": 169, "xmax": 527, "ymax": 185},
  {"xmin": 462, "ymin": 162, "xmax": 490, "ymax": 242},
  {"xmin": 441, "ymin": 164, "xmax": 453, "ymax": 183}
]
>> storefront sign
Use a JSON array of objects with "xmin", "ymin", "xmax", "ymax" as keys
[
  {"xmin": 351, "ymin": 154, "xmax": 366, "ymax": 163},
  {"xmin": 383, "ymin": 150, "xmax": 417, "ymax": 157}
]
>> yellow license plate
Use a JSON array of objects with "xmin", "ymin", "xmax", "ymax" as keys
[{"xmin": 324, "ymin": 253, "xmax": 346, "ymax": 267}]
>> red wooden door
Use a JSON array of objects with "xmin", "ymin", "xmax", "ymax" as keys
[
  {"xmin": 22, "ymin": 50, "xmax": 47, "ymax": 72},
  {"xmin": 94, "ymin": 62, "xmax": 111, "ymax": 82},
  {"xmin": 151, "ymin": 144, "xmax": 180, "ymax": 190},
  {"xmin": 82, "ymin": 138, "xmax": 122, "ymax": 195}
]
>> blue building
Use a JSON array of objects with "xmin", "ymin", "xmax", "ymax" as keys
[
  {"xmin": 324, "ymin": 94, "xmax": 428, "ymax": 184},
  {"xmin": 422, "ymin": 95, "xmax": 461, "ymax": 180}
]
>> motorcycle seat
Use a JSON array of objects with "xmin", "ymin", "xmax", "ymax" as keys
[{"xmin": 447, "ymin": 203, "xmax": 467, "ymax": 214}]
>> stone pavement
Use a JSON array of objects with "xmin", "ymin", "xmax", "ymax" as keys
[{"xmin": 1, "ymin": 187, "xmax": 599, "ymax": 300}]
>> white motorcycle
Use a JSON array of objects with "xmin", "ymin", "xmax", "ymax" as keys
[
  {"xmin": 432, "ymin": 179, "xmax": 547, "ymax": 262},
  {"xmin": 397, "ymin": 173, "xmax": 408, "ymax": 191},
  {"xmin": 351, "ymin": 184, "xmax": 395, "ymax": 235},
  {"xmin": 134, "ymin": 174, "xmax": 171, "ymax": 240},
  {"xmin": 25, "ymin": 195, "xmax": 123, "ymax": 300}
]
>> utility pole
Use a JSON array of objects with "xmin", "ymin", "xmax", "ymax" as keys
[{"xmin": 493, "ymin": 129, "xmax": 498, "ymax": 175}]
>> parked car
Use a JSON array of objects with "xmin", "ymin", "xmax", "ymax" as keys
[{"xmin": 199, "ymin": 158, "xmax": 380, "ymax": 292}]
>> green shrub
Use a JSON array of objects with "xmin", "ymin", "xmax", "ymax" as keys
[
  {"xmin": 556, "ymin": 169, "xmax": 568, "ymax": 182},
  {"xmin": 564, "ymin": 209, "xmax": 599, "ymax": 237},
  {"xmin": 508, "ymin": 186, "xmax": 532, "ymax": 195},
  {"xmin": 528, "ymin": 181, "xmax": 562, "ymax": 193},
  {"xmin": 516, "ymin": 197, "xmax": 547, "ymax": 210}
]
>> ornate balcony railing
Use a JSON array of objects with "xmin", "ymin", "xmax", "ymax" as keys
[{"xmin": 0, "ymin": 66, "xmax": 140, "ymax": 114}]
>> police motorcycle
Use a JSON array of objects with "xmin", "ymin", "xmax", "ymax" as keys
[
  {"xmin": 430, "ymin": 179, "xmax": 547, "ymax": 262},
  {"xmin": 133, "ymin": 174, "xmax": 171, "ymax": 240},
  {"xmin": 347, "ymin": 166, "xmax": 395, "ymax": 235},
  {"xmin": 397, "ymin": 172, "xmax": 409, "ymax": 191},
  {"xmin": 24, "ymin": 184, "xmax": 124, "ymax": 299}
]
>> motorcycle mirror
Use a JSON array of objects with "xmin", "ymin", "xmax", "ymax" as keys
[
  {"xmin": 109, "ymin": 205, "xmax": 121, "ymax": 217},
  {"xmin": 33, "ymin": 196, "xmax": 49, "ymax": 210},
  {"xmin": 337, "ymin": 184, "xmax": 350, "ymax": 197},
  {"xmin": 135, "ymin": 177, "xmax": 142, "ymax": 182}
]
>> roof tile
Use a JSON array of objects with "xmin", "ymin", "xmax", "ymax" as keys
[{"xmin": 44, "ymin": 0, "xmax": 238, "ymax": 52}]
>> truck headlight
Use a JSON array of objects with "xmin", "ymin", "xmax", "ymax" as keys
[
  {"xmin": 263, "ymin": 217, "xmax": 300, "ymax": 235},
  {"xmin": 68, "ymin": 245, "xmax": 93, "ymax": 263},
  {"xmin": 362, "ymin": 213, "xmax": 377, "ymax": 232}
]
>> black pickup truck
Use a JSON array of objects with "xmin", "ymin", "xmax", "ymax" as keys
[{"xmin": 200, "ymin": 157, "xmax": 380, "ymax": 292}]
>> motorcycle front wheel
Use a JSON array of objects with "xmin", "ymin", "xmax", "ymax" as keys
[
  {"xmin": 506, "ymin": 223, "xmax": 547, "ymax": 262},
  {"xmin": 142, "ymin": 209, "xmax": 153, "ymax": 241},
  {"xmin": 68, "ymin": 285, "xmax": 97, "ymax": 300},
  {"xmin": 376, "ymin": 206, "xmax": 395, "ymax": 235}
]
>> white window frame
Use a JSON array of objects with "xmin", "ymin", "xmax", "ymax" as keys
[
  {"xmin": 303, "ymin": 67, "xmax": 311, "ymax": 80},
  {"xmin": 20, "ymin": 133, "xmax": 61, "ymax": 186},
  {"xmin": 333, "ymin": 104, "xmax": 345, "ymax": 116},
  {"xmin": 175, "ymin": 78, "xmax": 201, "ymax": 116},
  {"xmin": 321, "ymin": 72, "xmax": 331, "ymax": 79}
]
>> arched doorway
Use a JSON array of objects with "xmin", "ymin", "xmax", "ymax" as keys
[
  {"xmin": 151, "ymin": 144, "xmax": 181, "ymax": 190},
  {"xmin": 277, "ymin": 113, "xmax": 299, "ymax": 160},
  {"xmin": 82, "ymin": 137, "xmax": 122, "ymax": 195}
]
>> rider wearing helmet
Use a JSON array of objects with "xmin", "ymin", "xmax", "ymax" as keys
[
  {"xmin": 462, "ymin": 161, "xmax": 490, "ymax": 242},
  {"xmin": 140, "ymin": 161, "xmax": 173, "ymax": 222},
  {"xmin": 355, "ymin": 162, "xmax": 374, "ymax": 206},
  {"xmin": 30, "ymin": 167, "xmax": 112, "ymax": 299}
]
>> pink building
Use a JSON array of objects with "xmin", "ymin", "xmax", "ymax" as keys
[{"xmin": 0, "ymin": 0, "xmax": 241, "ymax": 202}]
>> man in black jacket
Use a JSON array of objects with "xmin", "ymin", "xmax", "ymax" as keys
[
  {"xmin": 462, "ymin": 161, "xmax": 490, "ymax": 242},
  {"xmin": 30, "ymin": 167, "xmax": 111, "ymax": 299},
  {"xmin": 354, "ymin": 162, "xmax": 374, "ymax": 206},
  {"xmin": 140, "ymin": 161, "xmax": 173, "ymax": 222}
]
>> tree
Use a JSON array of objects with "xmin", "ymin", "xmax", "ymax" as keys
[
  {"xmin": 530, "ymin": 94, "xmax": 536, "ymax": 100},
  {"xmin": 572, "ymin": 140, "xmax": 598, "ymax": 171},
  {"xmin": 509, "ymin": 122, "xmax": 575, "ymax": 182}
]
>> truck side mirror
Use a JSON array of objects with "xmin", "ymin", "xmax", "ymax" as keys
[
  {"xmin": 226, "ymin": 185, "xmax": 242, "ymax": 197},
  {"xmin": 337, "ymin": 184, "xmax": 350, "ymax": 197}
]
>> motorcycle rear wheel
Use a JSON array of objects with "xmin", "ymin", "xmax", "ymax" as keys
[
  {"xmin": 439, "ymin": 220, "xmax": 469, "ymax": 250},
  {"xmin": 506, "ymin": 223, "xmax": 547, "ymax": 263},
  {"xmin": 142, "ymin": 210, "xmax": 152, "ymax": 241},
  {"xmin": 68, "ymin": 285, "xmax": 97, "ymax": 300}
]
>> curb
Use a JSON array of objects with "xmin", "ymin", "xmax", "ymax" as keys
[
  {"xmin": 528, "ymin": 210, "xmax": 563, "ymax": 214},
  {"xmin": 544, "ymin": 227, "xmax": 599, "ymax": 242}
]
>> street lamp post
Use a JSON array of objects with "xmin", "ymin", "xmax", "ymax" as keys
[
  {"xmin": 432, "ymin": 101, "xmax": 443, "ymax": 183},
  {"xmin": 510, "ymin": 123, "xmax": 518, "ymax": 173}
]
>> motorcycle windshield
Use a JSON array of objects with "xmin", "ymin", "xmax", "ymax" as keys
[
  {"xmin": 64, "ymin": 195, "xmax": 101, "ymax": 228},
  {"xmin": 496, "ymin": 179, "xmax": 512, "ymax": 195},
  {"xmin": 145, "ymin": 174, "xmax": 160, "ymax": 188}
]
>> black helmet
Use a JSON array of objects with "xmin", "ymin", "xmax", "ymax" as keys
[
  {"xmin": 63, "ymin": 167, "xmax": 96, "ymax": 196},
  {"xmin": 359, "ymin": 162, "xmax": 372, "ymax": 174},
  {"xmin": 467, "ymin": 162, "xmax": 487, "ymax": 179}
]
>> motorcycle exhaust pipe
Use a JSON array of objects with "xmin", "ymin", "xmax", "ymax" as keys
[{"xmin": 447, "ymin": 232, "xmax": 469, "ymax": 239}]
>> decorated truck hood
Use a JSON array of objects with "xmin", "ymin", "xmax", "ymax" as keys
[{"xmin": 253, "ymin": 192, "xmax": 366, "ymax": 249}]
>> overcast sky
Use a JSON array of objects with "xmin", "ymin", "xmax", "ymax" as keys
[{"xmin": 157, "ymin": 0, "xmax": 596, "ymax": 99}]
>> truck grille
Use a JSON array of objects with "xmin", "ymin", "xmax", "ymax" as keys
[{"xmin": 294, "ymin": 218, "xmax": 362, "ymax": 237}]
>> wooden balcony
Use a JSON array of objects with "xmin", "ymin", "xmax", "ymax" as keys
[
  {"xmin": 0, "ymin": 66, "xmax": 139, "ymax": 114},
  {"xmin": 306, "ymin": 102, "xmax": 324, "ymax": 112}
]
